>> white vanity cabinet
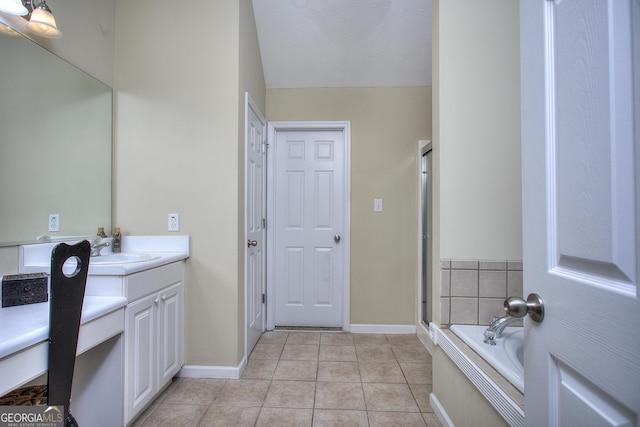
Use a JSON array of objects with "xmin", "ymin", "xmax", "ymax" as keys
[
  {"xmin": 18, "ymin": 236, "xmax": 190, "ymax": 427},
  {"xmin": 123, "ymin": 261, "xmax": 184, "ymax": 425}
]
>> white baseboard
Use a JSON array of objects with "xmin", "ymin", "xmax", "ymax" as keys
[
  {"xmin": 178, "ymin": 356, "xmax": 247, "ymax": 380},
  {"xmin": 430, "ymin": 392, "xmax": 455, "ymax": 427},
  {"xmin": 349, "ymin": 324, "xmax": 417, "ymax": 334}
]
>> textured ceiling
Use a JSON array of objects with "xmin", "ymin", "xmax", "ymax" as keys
[{"xmin": 252, "ymin": 0, "xmax": 432, "ymax": 89}]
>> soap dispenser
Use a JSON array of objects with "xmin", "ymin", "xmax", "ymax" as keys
[
  {"xmin": 97, "ymin": 227, "xmax": 107, "ymax": 238},
  {"xmin": 112, "ymin": 227, "xmax": 122, "ymax": 253}
]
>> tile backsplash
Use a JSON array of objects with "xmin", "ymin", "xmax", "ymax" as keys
[{"xmin": 439, "ymin": 259, "xmax": 523, "ymax": 327}]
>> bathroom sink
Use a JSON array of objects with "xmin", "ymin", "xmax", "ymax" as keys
[{"xmin": 89, "ymin": 253, "xmax": 160, "ymax": 265}]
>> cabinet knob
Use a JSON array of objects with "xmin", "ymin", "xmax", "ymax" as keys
[
  {"xmin": 161, "ymin": 295, "xmax": 167, "ymax": 301},
  {"xmin": 154, "ymin": 297, "xmax": 159, "ymax": 304}
]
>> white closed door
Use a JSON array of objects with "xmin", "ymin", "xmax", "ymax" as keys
[
  {"xmin": 521, "ymin": 1, "xmax": 639, "ymax": 425},
  {"xmin": 272, "ymin": 128, "xmax": 346, "ymax": 327},
  {"xmin": 245, "ymin": 94, "xmax": 266, "ymax": 355}
]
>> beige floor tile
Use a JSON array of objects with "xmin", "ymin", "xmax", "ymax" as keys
[
  {"xmin": 213, "ymin": 379, "xmax": 270, "ymax": 407},
  {"xmin": 409, "ymin": 383, "xmax": 433, "ymax": 412},
  {"xmin": 140, "ymin": 403, "xmax": 207, "ymax": 426},
  {"xmin": 152, "ymin": 377, "xmax": 182, "ymax": 404},
  {"xmin": 319, "ymin": 344, "xmax": 357, "ymax": 361},
  {"xmin": 249, "ymin": 343, "xmax": 284, "ymax": 360},
  {"xmin": 320, "ymin": 332, "xmax": 355, "ymax": 345},
  {"xmin": 162, "ymin": 378, "xmax": 227, "ymax": 405},
  {"xmin": 241, "ymin": 359, "xmax": 278, "ymax": 380},
  {"xmin": 263, "ymin": 380, "xmax": 316, "ymax": 408},
  {"xmin": 313, "ymin": 409, "xmax": 368, "ymax": 427},
  {"xmin": 198, "ymin": 405, "xmax": 261, "ymax": 426},
  {"xmin": 133, "ymin": 333, "xmax": 438, "ymax": 427},
  {"xmin": 385, "ymin": 334, "xmax": 424, "ymax": 347},
  {"xmin": 317, "ymin": 361, "xmax": 360, "ymax": 382},
  {"xmin": 359, "ymin": 362, "xmax": 406, "ymax": 383},
  {"xmin": 258, "ymin": 331, "xmax": 289, "ymax": 344},
  {"xmin": 286, "ymin": 331, "xmax": 321, "ymax": 344},
  {"xmin": 422, "ymin": 412, "xmax": 443, "ymax": 427},
  {"xmin": 355, "ymin": 345, "xmax": 396, "ymax": 362},
  {"xmin": 353, "ymin": 334, "xmax": 391, "ymax": 347},
  {"xmin": 362, "ymin": 383, "xmax": 420, "ymax": 412},
  {"xmin": 273, "ymin": 359, "xmax": 318, "ymax": 381},
  {"xmin": 368, "ymin": 411, "xmax": 427, "ymax": 427},
  {"xmin": 392, "ymin": 345, "xmax": 431, "ymax": 363},
  {"xmin": 130, "ymin": 403, "xmax": 158, "ymax": 427},
  {"xmin": 255, "ymin": 407, "xmax": 313, "ymax": 426},
  {"xmin": 399, "ymin": 361, "xmax": 433, "ymax": 384},
  {"xmin": 315, "ymin": 382, "xmax": 366, "ymax": 410},
  {"xmin": 280, "ymin": 344, "xmax": 319, "ymax": 360}
]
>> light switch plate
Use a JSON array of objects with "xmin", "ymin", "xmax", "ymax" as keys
[{"xmin": 374, "ymin": 198, "xmax": 383, "ymax": 212}]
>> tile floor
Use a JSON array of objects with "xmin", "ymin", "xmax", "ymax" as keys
[{"xmin": 133, "ymin": 331, "xmax": 442, "ymax": 426}]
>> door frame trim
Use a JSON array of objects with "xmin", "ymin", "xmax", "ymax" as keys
[
  {"xmin": 266, "ymin": 121, "xmax": 351, "ymax": 330},
  {"xmin": 244, "ymin": 92, "xmax": 266, "ymax": 361}
]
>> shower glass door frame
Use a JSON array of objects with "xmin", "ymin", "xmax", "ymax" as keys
[{"xmin": 419, "ymin": 142, "xmax": 433, "ymax": 325}]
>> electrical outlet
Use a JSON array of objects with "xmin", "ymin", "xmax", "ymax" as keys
[
  {"xmin": 374, "ymin": 198, "xmax": 383, "ymax": 212},
  {"xmin": 48, "ymin": 214, "xmax": 60, "ymax": 232},
  {"xmin": 168, "ymin": 213, "xmax": 180, "ymax": 232}
]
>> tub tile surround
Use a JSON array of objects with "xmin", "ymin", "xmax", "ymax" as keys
[{"xmin": 440, "ymin": 259, "xmax": 523, "ymax": 327}]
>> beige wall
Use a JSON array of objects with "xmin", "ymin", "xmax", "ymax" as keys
[
  {"xmin": 237, "ymin": 0, "xmax": 267, "ymax": 358},
  {"xmin": 435, "ymin": 0, "xmax": 522, "ymax": 262},
  {"xmin": 267, "ymin": 87, "xmax": 432, "ymax": 325},
  {"xmin": 114, "ymin": 0, "xmax": 264, "ymax": 366},
  {"xmin": 431, "ymin": 0, "xmax": 521, "ymax": 326},
  {"xmin": 431, "ymin": 1, "xmax": 521, "ymax": 425},
  {"xmin": 432, "ymin": 347, "xmax": 509, "ymax": 427}
]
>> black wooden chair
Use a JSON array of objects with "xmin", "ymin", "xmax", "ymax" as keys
[{"xmin": 0, "ymin": 240, "xmax": 91, "ymax": 426}]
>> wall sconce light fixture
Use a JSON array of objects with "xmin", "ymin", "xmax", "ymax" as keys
[{"xmin": 0, "ymin": 0, "xmax": 61, "ymax": 38}]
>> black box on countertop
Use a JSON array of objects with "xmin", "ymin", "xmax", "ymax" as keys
[{"xmin": 1, "ymin": 273, "xmax": 49, "ymax": 308}]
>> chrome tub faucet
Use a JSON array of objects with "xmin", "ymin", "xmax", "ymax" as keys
[{"xmin": 483, "ymin": 315, "xmax": 520, "ymax": 345}]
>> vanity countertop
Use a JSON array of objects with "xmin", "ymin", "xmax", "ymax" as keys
[
  {"xmin": 20, "ymin": 252, "xmax": 188, "ymax": 276},
  {"xmin": 18, "ymin": 236, "xmax": 189, "ymax": 276},
  {"xmin": 0, "ymin": 296, "xmax": 128, "ymax": 360}
]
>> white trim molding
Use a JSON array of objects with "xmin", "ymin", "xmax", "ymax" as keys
[
  {"xmin": 349, "ymin": 324, "xmax": 417, "ymax": 334},
  {"xmin": 430, "ymin": 393, "xmax": 455, "ymax": 427},
  {"xmin": 179, "ymin": 356, "xmax": 247, "ymax": 380}
]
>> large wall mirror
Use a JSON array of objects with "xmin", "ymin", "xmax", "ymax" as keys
[{"xmin": 0, "ymin": 25, "xmax": 112, "ymax": 246}]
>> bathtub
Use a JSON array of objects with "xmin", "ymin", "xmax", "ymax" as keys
[{"xmin": 450, "ymin": 324, "xmax": 524, "ymax": 393}]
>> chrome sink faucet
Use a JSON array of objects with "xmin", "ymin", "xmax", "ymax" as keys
[
  {"xmin": 90, "ymin": 239, "xmax": 110, "ymax": 257},
  {"xmin": 483, "ymin": 315, "xmax": 520, "ymax": 345}
]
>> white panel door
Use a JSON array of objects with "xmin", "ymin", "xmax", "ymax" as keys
[
  {"xmin": 521, "ymin": 1, "xmax": 639, "ymax": 425},
  {"xmin": 245, "ymin": 94, "xmax": 266, "ymax": 355},
  {"xmin": 273, "ymin": 129, "xmax": 345, "ymax": 327}
]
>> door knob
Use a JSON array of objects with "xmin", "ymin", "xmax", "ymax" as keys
[
  {"xmin": 504, "ymin": 293, "xmax": 544, "ymax": 322},
  {"xmin": 334, "ymin": 235, "xmax": 341, "ymax": 243},
  {"xmin": 247, "ymin": 240, "xmax": 258, "ymax": 247}
]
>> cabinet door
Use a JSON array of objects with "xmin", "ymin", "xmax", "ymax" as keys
[
  {"xmin": 125, "ymin": 293, "xmax": 157, "ymax": 423},
  {"xmin": 158, "ymin": 282, "xmax": 183, "ymax": 388}
]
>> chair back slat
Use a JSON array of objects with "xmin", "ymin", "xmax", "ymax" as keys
[{"xmin": 47, "ymin": 240, "xmax": 90, "ymax": 422}]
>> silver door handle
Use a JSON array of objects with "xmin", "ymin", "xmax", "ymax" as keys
[
  {"xmin": 334, "ymin": 235, "xmax": 341, "ymax": 243},
  {"xmin": 504, "ymin": 293, "xmax": 544, "ymax": 322},
  {"xmin": 247, "ymin": 240, "xmax": 258, "ymax": 247}
]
